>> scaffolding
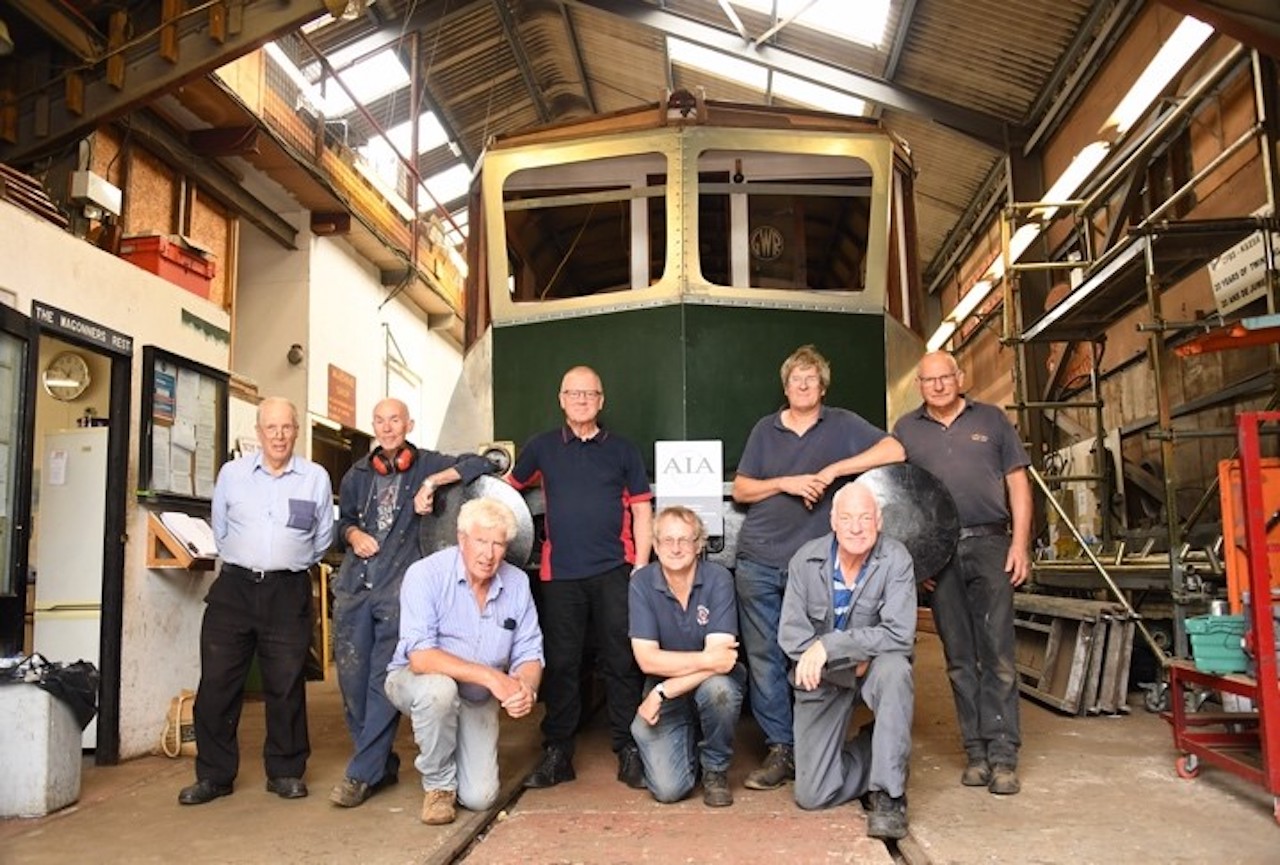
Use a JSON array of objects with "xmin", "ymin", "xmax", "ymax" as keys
[{"xmin": 990, "ymin": 47, "xmax": 1280, "ymax": 675}]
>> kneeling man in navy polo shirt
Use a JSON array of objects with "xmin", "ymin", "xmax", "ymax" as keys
[{"xmin": 629, "ymin": 506, "xmax": 745, "ymax": 807}]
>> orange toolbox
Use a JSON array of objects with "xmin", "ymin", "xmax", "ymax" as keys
[{"xmin": 119, "ymin": 234, "xmax": 216, "ymax": 298}]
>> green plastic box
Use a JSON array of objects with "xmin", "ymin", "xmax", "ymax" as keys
[{"xmin": 1186, "ymin": 614, "xmax": 1248, "ymax": 674}]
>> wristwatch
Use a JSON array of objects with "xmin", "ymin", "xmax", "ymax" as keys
[
  {"xmin": 654, "ymin": 682, "xmax": 669, "ymax": 701},
  {"xmin": 420, "ymin": 478, "xmax": 437, "ymax": 493}
]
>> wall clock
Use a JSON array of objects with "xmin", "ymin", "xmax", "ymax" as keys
[{"xmin": 43, "ymin": 351, "xmax": 91, "ymax": 401}]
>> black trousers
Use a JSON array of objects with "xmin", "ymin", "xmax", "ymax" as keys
[
  {"xmin": 538, "ymin": 565, "xmax": 643, "ymax": 754},
  {"xmin": 194, "ymin": 567, "xmax": 313, "ymax": 785}
]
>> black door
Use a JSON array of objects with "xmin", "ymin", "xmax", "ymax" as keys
[{"xmin": 0, "ymin": 305, "xmax": 36, "ymax": 654}]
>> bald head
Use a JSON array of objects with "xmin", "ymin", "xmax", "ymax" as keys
[
  {"xmin": 372, "ymin": 398, "xmax": 415, "ymax": 451},
  {"xmin": 256, "ymin": 397, "xmax": 300, "ymax": 471},
  {"xmin": 559, "ymin": 365, "xmax": 605, "ymax": 431},
  {"xmin": 917, "ymin": 351, "xmax": 964, "ymax": 414}
]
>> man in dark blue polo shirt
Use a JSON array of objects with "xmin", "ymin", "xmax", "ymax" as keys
[
  {"xmin": 509, "ymin": 365, "xmax": 653, "ymax": 789},
  {"xmin": 893, "ymin": 350, "xmax": 1031, "ymax": 796},
  {"xmin": 733, "ymin": 345, "xmax": 904, "ymax": 791},
  {"xmin": 629, "ymin": 507, "xmax": 744, "ymax": 807}
]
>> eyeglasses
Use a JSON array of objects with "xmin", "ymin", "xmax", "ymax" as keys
[
  {"xmin": 788, "ymin": 375, "xmax": 821, "ymax": 387},
  {"xmin": 656, "ymin": 536, "xmax": 698, "ymax": 550},
  {"xmin": 918, "ymin": 373, "xmax": 958, "ymax": 387},
  {"xmin": 561, "ymin": 389, "xmax": 602, "ymax": 401},
  {"xmin": 261, "ymin": 424, "xmax": 297, "ymax": 438}
]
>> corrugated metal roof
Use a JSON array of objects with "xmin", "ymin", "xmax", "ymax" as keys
[
  {"xmin": 27, "ymin": 0, "xmax": 1121, "ymax": 280},
  {"xmin": 252, "ymin": 0, "xmax": 1119, "ymax": 276},
  {"xmin": 893, "ymin": 0, "xmax": 1096, "ymax": 122}
]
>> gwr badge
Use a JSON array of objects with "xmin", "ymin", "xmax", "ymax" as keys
[{"xmin": 750, "ymin": 224, "xmax": 784, "ymax": 261}]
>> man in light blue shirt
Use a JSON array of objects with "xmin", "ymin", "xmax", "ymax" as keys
[
  {"xmin": 179, "ymin": 397, "xmax": 334, "ymax": 806},
  {"xmin": 386, "ymin": 497, "xmax": 543, "ymax": 825}
]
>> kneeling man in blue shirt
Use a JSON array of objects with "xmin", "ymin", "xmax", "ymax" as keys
[{"xmin": 385, "ymin": 497, "xmax": 544, "ymax": 825}]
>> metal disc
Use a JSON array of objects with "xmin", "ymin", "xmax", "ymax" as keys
[
  {"xmin": 418, "ymin": 474, "xmax": 536, "ymax": 568},
  {"xmin": 857, "ymin": 464, "xmax": 959, "ymax": 584}
]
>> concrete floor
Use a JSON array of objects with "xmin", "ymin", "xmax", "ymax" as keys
[{"xmin": 3, "ymin": 632, "xmax": 1278, "ymax": 864}]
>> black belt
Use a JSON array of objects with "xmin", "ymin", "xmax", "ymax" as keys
[
  {"xmin": 223, "ymin": 562, "xmax": 307, "ymax": 583},
  {"xmin": 958, "ymin": 522, "xmax": 1010, "ymax": 540}
]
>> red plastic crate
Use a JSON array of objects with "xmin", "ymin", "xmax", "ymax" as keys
[{"xmin": 119, "ymin": 234, "xmax": 216, "ymax": 298}]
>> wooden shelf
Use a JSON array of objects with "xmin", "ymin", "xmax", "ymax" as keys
[{"xmin": 145, "ymin": 511, "xmax": 215, "ymax": 570}]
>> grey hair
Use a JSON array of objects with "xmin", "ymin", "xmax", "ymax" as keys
[
  {"xmin": 832, "ymin": 480, "xmax": 882, "ymax": 516},
  {"xmin": 458, "ymin": 497, "xmax": 518, "ymax": 541}
]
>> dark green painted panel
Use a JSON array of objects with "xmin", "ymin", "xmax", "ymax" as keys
[
  {"xmin": 493, "ymin": 306, "xmax": 687, "ymax": 467},
  {"xmin": 683, "ymin": 306, "xmax": 886, "ymax": 471},
  {"xmin": 492, "ymin": 304, "xmax": 887, "ymax": 476}
]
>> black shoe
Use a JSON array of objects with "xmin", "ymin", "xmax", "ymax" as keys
[
  {"xmin": 701, "ymin": 769, "xmax": 733, "ymax": 807},
  {"xmin": 266, "ymin": 776, "xmax": 309, "ymax": 799},
  {"xmin": 744, "ymin": 743, "xmax": 795, "ymax": 791},
  {"xmin": 178, "ymin": 779, "xmax": 232, "ymax": 806},
  {"xmin": 866, "ymin": 790, "xmax": 908, "ymax": 841},
  {"xmin": 617, "ymin": 744, "xmax": 645, "ymax": 789},
  {"xmin": 525, "ymin": 745, "xmax": 575, "ymax": 789}
]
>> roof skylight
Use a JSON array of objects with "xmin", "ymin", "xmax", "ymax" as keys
[
  {"xmin": 420, "ymin": 164, "xmax": 472, "ymax": 211},
  {"xmin": 316, "ymin": 49, "xmax": 409, "ymax": 116},
  {"xmin": 732, "ymin": 0, "xmax": 890, "ymax": 47},
  {"xmin": 668, "ymin": 37, "xmax": 866, "ymax": 117},
  {"xmin": 668, "ymin": 38, "xmax": 768, "ymax": 89}
]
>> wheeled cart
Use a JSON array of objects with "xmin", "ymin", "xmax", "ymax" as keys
[{"xmin": 1165, "ymin": 411, "xmax": 1280, "ymax": 824}]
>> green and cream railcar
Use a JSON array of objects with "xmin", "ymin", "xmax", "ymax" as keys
[{"xmin": 450, "ymin": 96, "xmax": 926, "ymax": 487}]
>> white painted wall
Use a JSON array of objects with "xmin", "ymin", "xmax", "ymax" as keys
[
  {"xmin": 234, "ymin": 215, "xmax": 311, "ymax": 420},
  {"xmin": 306, "ymin": 236, "xmax": 464, "ymax": 447},
  {"xmin": 0, "ymin": 200, "xmax": 230, "ymax": 760}
]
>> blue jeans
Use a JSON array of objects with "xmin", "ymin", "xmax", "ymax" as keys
[
  {"xmin": 630, "ymin": 668, "xmax": 746, "ymax": 803},
  {"xmin": 930, "ymin": 535, "xmax": 1021, "ymax": 766},
  {"xmin": 735, "ymin": 557, "xmax": 793, "ymax": 747},
  {"xmin": 332, "ymin": 589, "xmax": 402, "ymax": 785}
]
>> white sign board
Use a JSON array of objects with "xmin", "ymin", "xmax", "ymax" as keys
[
  {"xmin": 654, "ymin": 440, "xmax": 724, "ymax": 535},
  {"xmin": 1207, "ymin": 213, "xmax": 1278, "ymax": 316}
]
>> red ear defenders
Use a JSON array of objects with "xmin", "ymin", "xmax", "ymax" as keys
[{"xmin": 370, "ymin": 445, "xmax": 416, "ymax": 475}]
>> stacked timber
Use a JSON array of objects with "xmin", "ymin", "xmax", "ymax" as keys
[{"xmin": 0, "ymin": 164, "xmax": 68, "ymax": 229}]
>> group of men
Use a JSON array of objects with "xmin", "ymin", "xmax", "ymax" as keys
[{"xmin": 176, "ymin": 343, "xmax": 1032, "ymax": 843}]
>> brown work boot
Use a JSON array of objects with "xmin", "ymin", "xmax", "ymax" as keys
[
  {"xmin": 328, "ymin": 777, "xmax": 372, "ymax": 808},
  {"xmin": 702, "ymin": 769, "xmax": 733, "ymax": 807},
  {"xmin": 989, "ymin": 764, "xmax": 1021, "ymax": 795},
  {"xmin": 961, "ymin": 758, "xmax": 992, "ymax": 787},
  {"xmin": 420, "ymin": 789, "xmax": 457, "ymax": 825},
  {"xmin": 744, "ymin": 743, "xmax": 795, "ymax": 791}
]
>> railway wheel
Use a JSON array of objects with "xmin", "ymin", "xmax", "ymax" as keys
[{"xmin": 1175, "ymin": 754, "xmax": 1199, "ymax": 779}]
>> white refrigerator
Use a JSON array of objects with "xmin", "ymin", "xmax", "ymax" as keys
[{"xmin": 32, "ymin": 427, "xmax": 108, "ymax": 750}]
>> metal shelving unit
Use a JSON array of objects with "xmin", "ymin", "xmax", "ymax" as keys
[{"xmin": 986, "ymin": 48, "xmax": 1280, "ymax": 676}]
